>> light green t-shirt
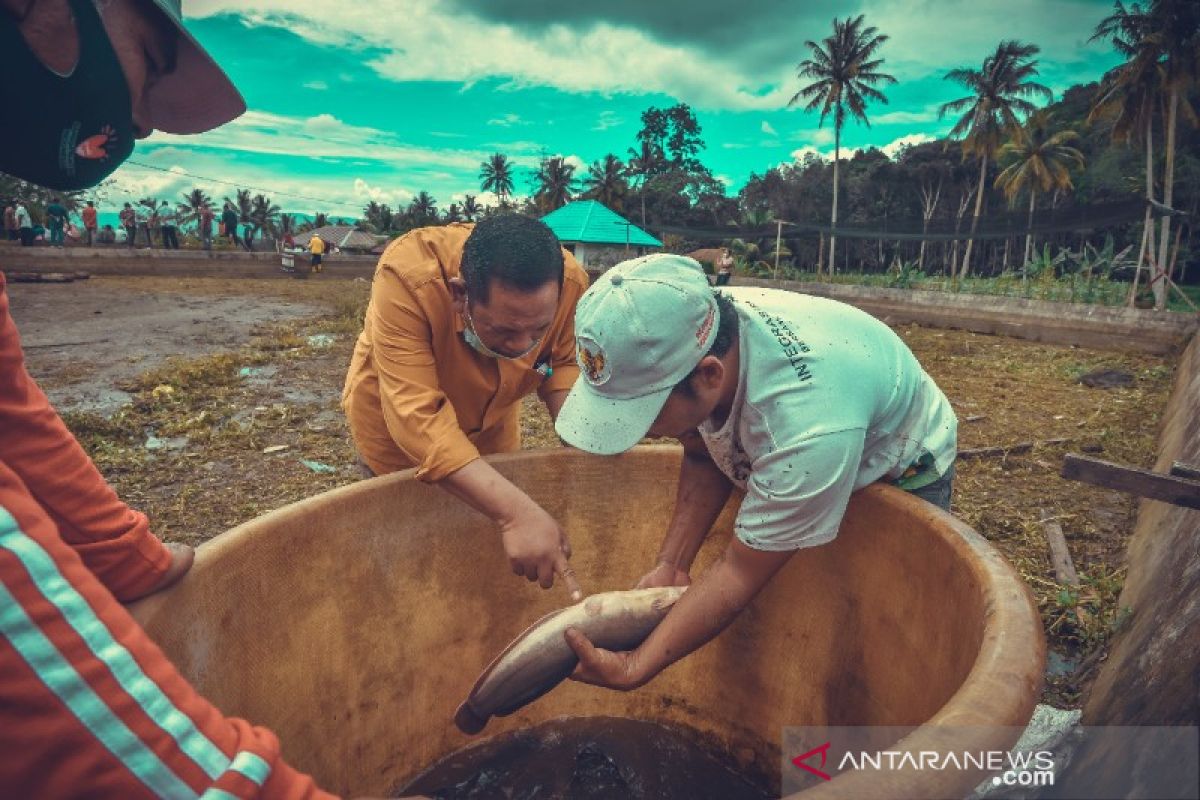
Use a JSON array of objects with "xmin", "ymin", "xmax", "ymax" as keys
[{"xmin": 698, "ymin": 288, "xmax": 958, "ymax": 551}]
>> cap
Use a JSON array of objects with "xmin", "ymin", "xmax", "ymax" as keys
[
  {"xmin": 144, "ymin": 0, "xmax": 246, "ymax": 134},
  {"xmin": 555, "ymin": 254, "xmax": 718, "ymax": 455}
]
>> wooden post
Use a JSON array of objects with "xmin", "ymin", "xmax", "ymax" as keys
[{"xmin": 773, "ymin": 219, "xmax": 783, "ymax": 281}]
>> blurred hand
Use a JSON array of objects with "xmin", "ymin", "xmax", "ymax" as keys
[
  {"xmin": 499, "ymin": 501, "xmax": 582, "ymax": 602},
  {"xmin": 635, "ymin": 559, "xmax": 691, "ymax": 590}
]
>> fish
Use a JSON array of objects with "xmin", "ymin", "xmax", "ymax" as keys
[{"xmin": 454, "ymin": 586, "xmax": 687, "ymax": 735}]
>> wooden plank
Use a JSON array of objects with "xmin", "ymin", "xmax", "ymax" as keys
[
  {"xmin": 1061, "ymin": 453, "xmax": 1200, "ymax": 510},
  {"xmin": 1170, "ymin": 461, "xmax": 1200, "ymax": 481},
  {"xmin": 958, "ymin": 437, "xmax": 1069, "ymax": 460},
  {"xmin": 1039, "ymin": 508, "xmax": 1079, "ymax": 587}
]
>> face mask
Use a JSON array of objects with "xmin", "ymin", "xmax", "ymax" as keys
[
  {"xmin": 461, "ymin": 294, "xmax": 540, "ymax": 361},
  {"xmin": 0, "ymin": 0, "xmax": 136, "ymax": 190}
]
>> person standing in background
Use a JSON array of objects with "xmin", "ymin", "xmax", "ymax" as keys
[
  {"xmin": 119, "ymin": 202, "xmax": 137, "ymax": 247},
  {"xmin": 3, "ymin": 203, "xmax": 16, "ymax": 241},
  {"xmin": 199, "ymin": 203, "xmax": 214, "ymax": 250},
  {"xmin": 160, "ymin": 201, "xmax": 179, "ymax": 249},
  {"xmin": 81, "ymin": 200, "xmax": 98, "ymax": 246},
  {"xmin": 14, "ymin": 202, "xmax": 33, "ymax": 247},
  {"xmin": 222, "ymin": 202, "xmax": 240, "ymax": 248},
  {"xmin": 45, "ymin": 197, "xmax": 67, "ymax": 247}
]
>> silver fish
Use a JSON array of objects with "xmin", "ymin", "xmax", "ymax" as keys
[{"xmin": 455, "ymin": 586, "xmax": 687, "ymax": 734}]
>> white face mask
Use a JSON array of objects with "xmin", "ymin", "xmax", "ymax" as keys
[{"xmin": 461, "ymin": 294, "xmax": 541, "ymax": 360}]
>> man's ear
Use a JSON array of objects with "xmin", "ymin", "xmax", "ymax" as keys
[
  {"xmin": 448, "ymin": 276, "xmax": 467, "ymax": 313},
  {"xmin": 694, "ymin": 356, "xmax": 725, "ymax": 392}
]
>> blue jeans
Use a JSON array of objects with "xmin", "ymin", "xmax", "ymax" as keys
[
  {"xmin": 49, "ymin": 224, "xmax": 63, "ymax": 246},
  {"xmin": 905, "ymin": 464, "xmax": 955, "ymax": 511}
]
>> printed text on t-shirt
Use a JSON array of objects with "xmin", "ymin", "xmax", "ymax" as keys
[{"xmin": 746, "ymin": 300, "xmax": 813, "ymax": 383}]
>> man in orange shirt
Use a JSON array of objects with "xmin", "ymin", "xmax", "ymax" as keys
[{"xmin": 344, "ymin": 214, "xmax": 587, "ymax": 600}]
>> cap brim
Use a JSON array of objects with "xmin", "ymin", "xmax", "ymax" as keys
[
  {"xmin": 555, "ymin": 380, "xmax": 673, "ymax": 456},
  {"xmin": 146, "ymin": 12, "xmax": 246, "ymax": 134}
]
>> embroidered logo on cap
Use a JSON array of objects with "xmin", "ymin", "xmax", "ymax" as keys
[
  {"xmin": 577, "ymin": 338, "xmax": 611, "ymax": 385},
  {"xmin": 695, "ymin": 304, "xmax": 716, "ymax": 346}
]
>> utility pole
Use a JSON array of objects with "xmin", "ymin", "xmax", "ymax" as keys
[{"xmin": 773, "ymin": 219, "xmax": 783, "ymax": 281}]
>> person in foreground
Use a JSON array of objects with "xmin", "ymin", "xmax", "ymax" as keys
[
  {"xmin": 554, "ymin": 254, "xmax": 958, "ymax": 691},
  {"xmin": 343, "ymin": 215, "xmax": 588, "ymax": 601},
  {"xmin": 0, "ymin": 1, "xmax": 425, "ymax": 796}
]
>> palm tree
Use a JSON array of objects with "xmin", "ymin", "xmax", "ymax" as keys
[
  {"xmin": 1089, "ymin": 3, "xmax": 1164, "ymax": 304},
  {"xmin": 1092, "ymin": 0, "xmax": 1199, "ymax": 308},
  {"xmin": 248, "ymin": 194, "xmax": 280, "ymax": 240},
  {"xmin": 313, "ymin": 212, "xmax": 329, "ymax": 230},
  {"xmin": 534, "ymin": 157, "xmax": 577, "ymax": 212},
  {"xmin": 790, "ymin": 14, "xmax": 896, "ymax": 276},
  {"xmin": 994, "ymin": 111, "xmax": 1085, "ymax": 270},
  {"xmin": 444, "ymin": 203, "xmax": 463, "ymax": 223},
  {"xmin": 462, "ymin": 194, "xmax": 481, "ymax": 222},
  {"xmin": 408, "ymin": 191, "xmax": 438, "ymax": 227},
  {"xmin": 479, "ymin": 153, "xmax": 514, "ymax": 206},
  {"xmin": 176, "ymin": 188, "xmax": 212, "ymax": 229},
  {"xmin": 626, "ymin": 141, "xmax": 661, "ymax": 226},
  {"xmin": 582, "ymin": 154, "xmax": 628, "ymax": 212},
  {"xmin": 939, "ymin": 41, "xmax": 1052, "ymax": 277}
]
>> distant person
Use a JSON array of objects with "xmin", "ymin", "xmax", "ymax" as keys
[
  {"xmin": 2, "ymin": 203, "xmax": 16, "ymax": 241},
  {"xmin": 98, "ymin": 224, "xmax": 116, "ymax": 244},
  {"xmin": 14, "ymin": 202, "xmax": 33, "ymax": 246},
  {"xmin": 199, "ymin": 204, "xmax": 215, "ymax": 250},
  {"xmin": 118, "ymin": 202, "xmax": 137, "ymax": 247},
  {"xmin": 222, "ymin": 202, "xmax": 240, "ymax": 247},
  {"xmin": 308, "ymin": 232, "xmax": 325, "ymax": 272},
  {"xmin": 45, "ymin": 197, "xmax": 68, "ymax": 247},
  {"xmin": 242, "ymin": 220, "xmax": 254, "ymax": 252},
  {"xmin": 160, "ymin": 202, "xmax": 179, "ymax": 249},
  {"xmin": 81, "ymin": 200, "xmax": 98, "ymax": 246},
  {"xmin": 715, "ymin": 248, "xmax": 734, "ymax": 286},
  {"xmin": 282, "ymin": 230, "xmax": 295, "ymax": 251}
]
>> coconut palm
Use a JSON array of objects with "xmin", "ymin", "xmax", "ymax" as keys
[
  {"xmin": 582, "ymin": 154, "xmax": 628, "ymax": 212},
  {"xmin": 534, "ymin": 157, "xmax": 577, "ymax": 212},
  {"xmin": 939, "ymin": 41, "xmax": 1052, "ymax": 277},
  {"xmin": 444, "ymin": 203, "xmax": 463, "ymax": 223},
  {"xmin": 462, "ymin": 194, "xmax": 481, "ymax": 222},
  {"xmin": 625, "ymin": 141, "xmax": 661, "ymax": 227},
  {"xmin": 408, "ymin": 191, "xmax": 438, "ymax": 227},
  {"xmin": 1092, "ymin": 0, "xmax": 1199, "ymax": 308},
  {"xmin": 790, "ymin": 14, "xmax": 896, "ymax": 276},
  {"xmin": 176, "ymin": 188, "xmax": 212, "ymax": 229},
  {"xmin": 479, "ymin": 153, "xmax": 515, "ymax": 206},
  {"xmin": 247, "ymin": 194, "xmax": 280, "ymax": 241},
  {"xmin": 994, "ymin": 111, "xmax": 1085, "ymax": 270}
]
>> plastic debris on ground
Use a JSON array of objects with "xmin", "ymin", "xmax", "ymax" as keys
[{"xmin": 300, "ymin": 459, "xmax": 337, "ymax": 474}]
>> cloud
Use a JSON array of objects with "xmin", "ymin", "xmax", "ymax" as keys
[
  {"xmin": 302, "ymin": 80, "xmax": 328, "ymax": 91},
  {"xmin": 592, "ymin": 110, "xmax": 622, "ymax": 131},
  {"xmin": 880, "ymin": 132, "xmax": 933, "ymax": 158},
  {"xmin": 761, "ymin": 121, "xmax": 778, "ymax": 137},
  {"xmin": 562, "ymin": 154, "xmax": 588, "ymax": 173},
  {"xmin": 487, "ymin": 113, "xmax": 525, "ymax": 127},
  {"xmin": 722, "ymin": 142, "xmax": 749, "ymax": 149}
]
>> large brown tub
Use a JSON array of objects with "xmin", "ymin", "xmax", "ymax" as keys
[{"xmin": 131, "ymin": 446, "xmax": 1044, "ymax": 798}]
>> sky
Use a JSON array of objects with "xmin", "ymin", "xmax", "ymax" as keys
[{"xmin": 99, "ymin": 0, "xmax": 1127, "ymax": 218}]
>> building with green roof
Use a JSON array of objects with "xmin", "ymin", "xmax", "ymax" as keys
[{"xmin": 540, "ymin": 200, "xmax": 661, "ymax": 271}]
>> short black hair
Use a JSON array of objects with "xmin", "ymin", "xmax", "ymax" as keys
[
  {"xmin": 461, "ymin": 213, "xmax": 564, "ymax": 304},
  {"xmin": 674, "ymin": 291, "xmax": 739, "ymax": 397}
]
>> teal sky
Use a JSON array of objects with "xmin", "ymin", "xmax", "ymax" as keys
[{"xmin": 103, "ymin": 0, "xmax": 1125, "ymax": 218}]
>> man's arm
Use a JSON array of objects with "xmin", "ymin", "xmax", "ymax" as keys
[
  {"xmin": 439, "ymin": 459, "xmax": 581, "ymax": 601},
  {"xmin": 636, "ymin": 429, "xmax": 733, "ymax": 589},
  {"xmin": 541, "ymin": 388, "xmax": 569, "ymax": 421},
  {"xmin": 566, "ymin": 537, "xmax": 793, "ymax": 689}
]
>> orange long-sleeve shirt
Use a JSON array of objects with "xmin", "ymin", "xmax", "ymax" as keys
[{"xmin": 342, "ymin": 224, "xmax": 587, "ymax": 480}]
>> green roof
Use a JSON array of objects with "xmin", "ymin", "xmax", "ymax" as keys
[{"xmin": 540, "ymin": 200, "xmax": 662, "ymax": 247}]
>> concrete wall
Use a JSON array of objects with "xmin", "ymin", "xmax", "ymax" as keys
[
  {"xmin": 732, "ymin": 278, "xmax": 1197, "ymax": 356},
  {"xmin": 1055, "ymin": 332, "xmax": 1200, "ymax": 796}
]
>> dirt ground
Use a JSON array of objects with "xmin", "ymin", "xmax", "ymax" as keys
[{"xmin": 9, "ymin": 275, "xmax": 1179, "ymax": 709}]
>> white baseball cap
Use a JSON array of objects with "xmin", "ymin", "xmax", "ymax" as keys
[{"xmin": 555, "ymin": 254, "xmax": 718, "ymax": 455}]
